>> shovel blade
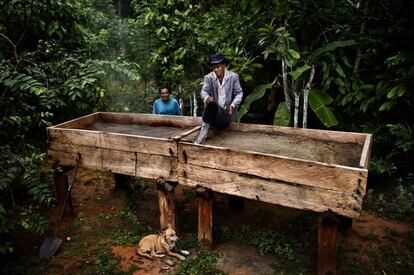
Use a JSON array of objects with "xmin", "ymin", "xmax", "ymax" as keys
[{"xmin": 39, "ymin": 236, "xmax": 63, "ymax": 258}]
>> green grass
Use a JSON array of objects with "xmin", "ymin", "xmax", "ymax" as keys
[
  {"xmin": 177, "ymin": 251, "xmax": 224, "ymax": 275},
  {"xmin": 339, "ymin": 229, "xmax": 414, "ymax": 274}
]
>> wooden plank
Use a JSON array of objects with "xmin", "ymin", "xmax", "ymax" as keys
[
  {"xmin": 158, "ymin": 190, "xmax": 176, "ymax": 231},
  {"xmin": 100, "ymin": 112, "xmax": 202, "ymax": 128},
  {"xmin": 197, "ymin": 187, "xmax": 213, "ymax": 250},
  {"xmin": 178, "ymin": 143, "xmax": 367, "ymax": 194},
  {"xmin": 172, "ymin": 126, "xmax": 201, "ymax": 140},
  {"xmin": 178, "ymin": 164, "xmax": 362, "ymax": 218},
  {"xmin": 48, "ymin": 143, "xmax": 177, "ymax": 180},
  {"xmin": 48, "ymin": 128, "xmax": 176, "ymax": 157},
  {"xmin": 317, "ymin": 212, "xmax": 339, "ymax": 275},
  {"xmin": 50, "ymin": 112, "xmax": 100, "ymax": 129},
  {"xmin": 53, "ymin": 170, "xmax": 73, "ymax": 214},
  {"xmin": 226, "ymin": 123, "xmax": 367, "ymax": 145},
  {"xmin": 359, "ymin": 134, "xmax": 372, "ymax": 169}
]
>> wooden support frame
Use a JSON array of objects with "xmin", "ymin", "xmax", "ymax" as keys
[
  {"xmin": 318, "ymin": 211, "xmax": 340, "ymax": 275},
  {"xmin": 156, "ymin": 177, "xmax": 178, "ymax": 231},
  {"xmin": 196, "ymin": 187, "xmax": 213, "ymax": 250},
  {"xmin": 47, "ymin": 112, "xmax": 373, "ymax": 273},
  {"xmin": 53, "ymin": 166, "xmax": 74, "ymax": 215}
]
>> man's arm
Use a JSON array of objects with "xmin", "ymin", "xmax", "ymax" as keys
[
  {"xmin": 152, "ymin": 100, "xmax": 158, "ymax": 114},
  {"xmin": 231, "ymin": 74, "xmax": 243, "ymax": 108},
  {"xmin": 200, "ymin": 75, "xmax": 213, "ymax": 103},
  {"xmin": 174, "ymin": 100, "xmax": 182, "ymax": 115}
]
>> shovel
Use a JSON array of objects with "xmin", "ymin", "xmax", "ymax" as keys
[{"xmin": 39, "ymin": 154, "xmax": 80, "ymax": 257}]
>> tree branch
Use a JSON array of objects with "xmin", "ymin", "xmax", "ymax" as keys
[
  {"xmin": 353, "ymin": 0, "xmax": 369, "ymax": 74},
  {"xmin": 0, "ymin": 32, "xmax": 21, "ymax": 68},
  {"xmin": 281, "ymin": 59, "xmax": 291, "ymax": 112},
  {"xmin": 302, "ymin": 65, "xmax": 316, "ymax": 128}
]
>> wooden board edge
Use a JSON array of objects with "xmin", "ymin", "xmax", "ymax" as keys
[
  {"xmin": 100, "ymin": 112, "xmax": 202, "ymax": 127},
  {"xmin": 228, "ymin": 123, "xmax": 367, "ymax": 145},
  {"xmin": 171, "ymin": 125, "xmax": 202, "ymax": 140},
  {"xmin": 49, "ymin": 112, "xmax": 101, "ymax": 129},
  {"xmin": 179, "ymin": 141, "xmax": 367, "ymax": 173},
  {"xmin": 177, "ymin": 173, "xmax": 360, "ymax": 219},
  {"xmin": 359, "ymin": 134, "xmax": 372, "ymax": 169}
]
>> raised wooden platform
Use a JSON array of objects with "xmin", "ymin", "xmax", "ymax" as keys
[{"xmin": 47, "ymin": 112, "xmax": 372, "ymax": 275}]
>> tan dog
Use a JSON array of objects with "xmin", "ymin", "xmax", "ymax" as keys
[{"xmin": 136, "ymin": 224, "xmax": 185, "ymax": 260}]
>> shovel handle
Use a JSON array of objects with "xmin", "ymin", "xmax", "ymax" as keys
[{"xmin": 54, "ymin": 153, "xmax": 81, "ymax": 236}]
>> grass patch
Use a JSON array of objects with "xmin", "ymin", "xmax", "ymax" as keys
[
  {"xmin": 177, "ymin": 251, "xmax": 224, "ymax": 275},
  {"xmin": 215, "ymin": 213, "xmax": 315, "ymax": 274},
  {"xmin": 364, "ymin": 178, "xmax": 414, "ymax": 223},
  {"xmin": 339, "ymin": 230, "xmax": 414, "ymax": 274}
]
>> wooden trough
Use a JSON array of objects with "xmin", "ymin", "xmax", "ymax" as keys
[{"xmin": 47, "ymin": 112, "xmax": 372, "ymax": 275}]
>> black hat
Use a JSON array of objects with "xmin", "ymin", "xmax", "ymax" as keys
[{"xmin": 209, "ymin": 53, "xmax": 227, "ymax": 65}]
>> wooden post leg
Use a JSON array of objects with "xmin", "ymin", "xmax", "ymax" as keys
[
  {"xmin": 196, "ymin": 187, "xmax": 213, "ymax": 250},
  {"xmin": 156, "ymin": 177, "xmax": 177, "ymax": 231},
  {"xmin": 317, "ymin": 211, "xmax": 339, "ymax": 275},
  {"xmin": 53, "ymin": 167, "xmax": 74, "ymax": 214},
  {"xmin": 113, "ymin": 173, "xmax": 130, "ymax": 190}
]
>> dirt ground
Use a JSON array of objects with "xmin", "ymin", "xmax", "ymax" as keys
[{"xmin": 4, "ymin": 167, "xmax": 414, "ymax": 274}]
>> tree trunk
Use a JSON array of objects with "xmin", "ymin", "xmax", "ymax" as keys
[
  {"xmin": 281, "ymin": 59, "xmax": 291, "ymax": 113},
  {"xmin": 189, "ymin": 95, "xmax": 193, "ymax": 116},
  {"xmin": 302, "ymin": 65, "xmax": 315, "ymax": 128},
  {"xmin": 193, "ymin": 92, "xmax": 198, "ymax": 117},
  {"xmin": 353, "ymin": 0, "xmax": 369, "ymax": 74}
]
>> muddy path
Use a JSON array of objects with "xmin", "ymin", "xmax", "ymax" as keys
[{"xmin": 3, "ymin": 167, "xmax": 413, "ymax": 274}]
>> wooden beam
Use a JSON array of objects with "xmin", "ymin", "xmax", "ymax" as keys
[
  {"xmin": 359, "ymin": 134, "xmax": 372, "ymax": 169},
  {"xmin": 157, "ymin": 178, "xmax": 177, "ymax": 231},
  {"xmin": 178, "ymin": 164, "xmax": 362, "ymax": 218},
  {"xmin": 53, "ymin": 167, "xmax": 74, "ymax": 215},
  {"xmin": 48, "ymin": 143, "xmax": 177, "ymax": 180},
  {"xmin": 227, "ymin": 122, "xmax": 367, "ymax": 145},
  {"xmin": 49, "ymin": 112, "xmax": 100, "ymax": 129},
  {"xmin": 100, "ymin": 112, "xmax": 202, "ymax": 128},
  {"xmin": 317, "ymin": 212, "xmax": 339, "ymax": 275},
  {"xmin": 178, "ymin": 143, "xmax": 367, "ymax": 194},
  {"xmin": 196, "ymin": 187, "xmax": 213, "ymax": 250},
  {"xmin": 48, "ymin": 127, "xmax": 176, "ymax": 157}
]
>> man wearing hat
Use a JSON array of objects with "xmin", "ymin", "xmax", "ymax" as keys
[
  {"xmin": 200, "ymin": 53, "xmax": 243, "ymax": 122},
  {"xmin": 198, "ymin": 53, "xmax": 245, "ymax": 211}
]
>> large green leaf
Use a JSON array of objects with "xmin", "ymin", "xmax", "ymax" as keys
[
  {"xmin": 237, "ymin": 83, "xmax": 273, "ymax": 122},
  {"xmin": 310, "ymin": 40, "xmax": 356, "ymax": 58},
  {"xmin": 308, "ymin": 90, "xmax": 338, "ymax": 127},
  {"xmin": 273, "ymin": 102, "xmax": 290, "ymax": 126},
  {"xmin": 288, "ymin": 64, "xmax": 310, "ymax": 80}
]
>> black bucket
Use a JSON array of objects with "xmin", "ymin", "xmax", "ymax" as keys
[{"xmin": 202, "ymin": 101, "xmax": 231, "ymax": 129}]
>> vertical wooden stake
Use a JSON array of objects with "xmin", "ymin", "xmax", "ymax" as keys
[
  {"xmin": 318, "ymin": 211, "xmax": 339, "ymax": 275},
  {"xmin": 113, "ymin": 173, "xmax": 130, "ymax": 190},
  {"xmin": 196, "ymin": 187, "xmax": 213, "ymax": 250},
  {"xmin": 156, "ymin": 178, "xmax": 177, "ymax": 231},
  {"xmin": 53, "ymin": 167, "xmax": 74, "ymax": 214}
]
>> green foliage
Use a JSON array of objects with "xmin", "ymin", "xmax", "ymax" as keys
[
  {"xmin": 0, "ymin": 145, "xmax": 55, "ymax": 254},
  {"xmin": 308, "ymin": 89, "xmax": 339, "ymax": 127},
  {"xmin": 364, "ymin": 178, "xmax": 414, "ymax": 221},
  {"xmin": 178, "ymin": 251, "xmax": 224, "ymax": 275},
  {"xmin": 288, "ymin": 64, "xmax": 310, "ymax": 80},
  {"xmin": 274, "ymin": 102, "xmax": 290, "ymax": 126},
  {"xmin": 92, "ymin": 250, "xmax": 122, "ymax": 275},
  {"xmin": 237, "ymin": 83, "xmax": 273, "ymax": 122}
]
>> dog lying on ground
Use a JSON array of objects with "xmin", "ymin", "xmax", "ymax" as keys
[{"xmin": 136, "ymin": 224, "xmax": 188, "ymax": 260}]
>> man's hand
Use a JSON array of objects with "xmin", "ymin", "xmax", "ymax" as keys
[
  {"xmin": 229, "ymin": 104, "xmax": 235, "ymax": 115},
  {"xmin": 205, "ymin": 96, "xmax": 214, "ymax": 104}
]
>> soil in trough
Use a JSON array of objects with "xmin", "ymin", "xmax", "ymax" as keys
[
  {"xmin": 200, "ymin": 129, "xmax": 362, "ymax": 167},
  {"xmin": 86, "ymin": 121, "xmax": 191, "ymax": 139}
]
